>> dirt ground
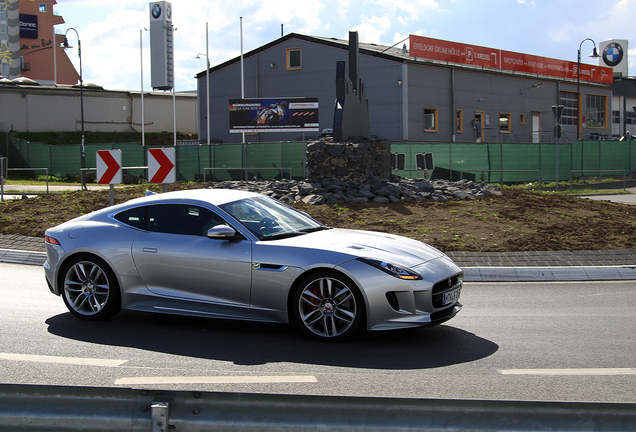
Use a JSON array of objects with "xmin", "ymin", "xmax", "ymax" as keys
[{"xmin": 1, "ymin": 183, "xmax": 635, "ymax": 252}]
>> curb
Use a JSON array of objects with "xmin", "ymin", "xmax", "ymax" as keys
[
  {"xmin": 3, "ymin": 249, "xmax": 636, "ymax": 282},
  {"xmin": 463, "ymin": 266, "xmax": 636, "ymax": 282}
]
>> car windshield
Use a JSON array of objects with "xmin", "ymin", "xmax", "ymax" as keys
[{"xmin": 219, "ymin": 196, "xmax": 327, "ymax": 240}]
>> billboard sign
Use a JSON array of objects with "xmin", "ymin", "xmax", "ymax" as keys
[
  {"xmin": 229, "ymin": 98, "xmax": 319, "ymax": 133},
  {"xmin": 409, "ymin": 35, "xmax": 614, "ymax": 85},
  {"xmin": 599, "ymin": 39, "xmax": 628, "ymax": 77},
  {"xmin": 19, "ymin": 14, "xmax": 38, "ymax": 39}
]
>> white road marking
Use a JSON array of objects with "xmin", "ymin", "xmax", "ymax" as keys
[
  {"xmin": 115, "ymin": 375, "xmax": 318, "ymax": 385},
  {"xmin": 0, "ymin": 353, "xmax": 127, "ymax": 367},
  {"xmin": 501, "ymin": 368, "xmax": 636, "ymax": 376}
]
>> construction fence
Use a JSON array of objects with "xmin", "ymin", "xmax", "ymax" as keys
[
  {"xmin": 4, "ymin": 137, "xmax": 306, "ymax": 182},
  {"xmin": 3, "ymin": 134, "xmax": 635, "ymax": 184}
]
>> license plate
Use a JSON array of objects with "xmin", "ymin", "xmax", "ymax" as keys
[{"xmin": 443, "ymin": 287, "xmax": 461, "ymax": 305}]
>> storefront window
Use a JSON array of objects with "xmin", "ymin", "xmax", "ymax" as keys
[
  {"xmin": 586, "ymin": 94, "xmax": 607, "ymax": 128},
  {"xmin": 559, "ymin": 91, "xmax": 578, "ymax": 125}
]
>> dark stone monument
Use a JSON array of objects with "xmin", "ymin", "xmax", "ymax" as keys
[{"xmin": 333, "ymin": 31, "xmax": 371, "ymax": 142}]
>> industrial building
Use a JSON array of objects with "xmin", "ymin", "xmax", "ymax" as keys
[{"xmin": 195, "ymin": 33, "xmax": 633, "ymax": 144}]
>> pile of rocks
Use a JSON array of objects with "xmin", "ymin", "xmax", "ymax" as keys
[{"xmin": 208, "ymin": 178, "xmax": 502, "ymax": 205}]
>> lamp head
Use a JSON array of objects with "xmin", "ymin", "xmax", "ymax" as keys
[
  {"xmin": 589, "ymin": 47, "xmax": 600, "ymax": 59},
  {"xmin": 62, "ymin": 36, "xmax": 72, "ymax": 49}
]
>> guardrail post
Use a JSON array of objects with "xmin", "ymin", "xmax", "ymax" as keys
[{"xmin": 151, "ymin": 401, "xmax": 170, "ymax": 432}]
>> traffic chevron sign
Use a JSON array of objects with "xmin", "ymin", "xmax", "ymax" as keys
[
  {"xmin": 96, "ymin": 150, "xmax": 122, "ymax": 184},
  {"xmin": 148, "ymin": 148, "xmax": 176, "ymax": 184}
]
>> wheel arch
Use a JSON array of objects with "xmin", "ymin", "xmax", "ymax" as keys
[
  {"xmin": 286, "ymin": 266, "xmax": 367, "ymax": 327},
  {"xmin": 56, "ymin": 251, "xmax": 121, "ymax": 299}
]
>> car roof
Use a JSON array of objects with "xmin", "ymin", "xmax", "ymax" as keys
[{"xmin": 125, "ymin": 188, "xmax": 262, "ymax": 207}]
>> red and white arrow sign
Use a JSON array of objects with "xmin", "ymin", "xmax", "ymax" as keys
[
  {"xmin": 148, "ymin": 148, "xmax": 175, "ymax": 184},
  {"xmin": 96, "ymin": 150, "xmax": 122, "ymax": 184}
]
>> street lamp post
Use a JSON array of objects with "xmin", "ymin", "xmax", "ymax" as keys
[
  {"xmin": 195, "ymin": 52, "xmax": 210, "ymax": 147},
  {"xmin": 62, "ymin": 28, "xmax": 86, "ymax": 189},
  {"xmin": 576, "ymin": 38, "xmax": 600, "ymax": 141},
  {"xmin": 196, "ymin": 22, "xmax": 210, "ymax": 147}
]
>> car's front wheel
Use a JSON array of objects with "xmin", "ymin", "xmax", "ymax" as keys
[
  {"xmin": 292, "ymin": 271, "xmax": 365, "ymax": 341},
  {"xmin": 61, "ymin": 256, "xmax": 121, "ymax": 320}
]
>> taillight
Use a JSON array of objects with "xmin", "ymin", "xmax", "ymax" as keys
[{"xmin": 45, "ymin": 235, "xmax": 61, "ymax": 245}]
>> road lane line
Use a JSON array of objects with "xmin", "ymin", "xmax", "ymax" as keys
[
  {"xmin": 114, "ymin": 375, "xmax": 318, "ymax": 385},
  {"xmin": 501, "ymin": 368, "xmax": 636, "ymax": 376},
  {"xmin": 0, "ymin": 353, "xmax": 127, "ymax": 367}
]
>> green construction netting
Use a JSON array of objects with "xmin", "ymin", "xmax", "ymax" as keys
[{"xmin": 5, "ymin": 136, "xmax": 635, "ymax": 184}]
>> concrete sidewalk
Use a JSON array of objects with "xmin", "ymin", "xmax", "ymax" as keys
[{"xmin": 1, "ymin": 183, "xmax": 112, "ymax": 200}]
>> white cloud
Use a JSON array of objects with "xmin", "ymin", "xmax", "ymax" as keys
[
  {"xmin": 53, "ymin": 0, "xmax": 634, "ymax": 90},
  {"xmin": 351, "ymin": 15, "xmax": 392, "ymax": 43}
]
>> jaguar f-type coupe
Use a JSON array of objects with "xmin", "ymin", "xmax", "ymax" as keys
[{"xmin": 44, "ymin": 189, "xmax": 463, "ymax": 341}]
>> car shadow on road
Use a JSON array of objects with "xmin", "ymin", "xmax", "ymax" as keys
[{"xmin": 46, "ymin": 311, "xmax": 498, "ymax": 370}]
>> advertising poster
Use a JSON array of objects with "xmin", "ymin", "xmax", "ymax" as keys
[
  {"xmin": 229, "ymin": 98, "xmax": 319, "ymax": 133},
  {"xmin": 19, "ymin": 14, "xmax": 38, "ymax": 39}
]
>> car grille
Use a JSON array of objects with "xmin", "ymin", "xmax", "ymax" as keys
[
  {"xmin": 431, "ymin": 273, "xmax": 463, "ymax": 308},
  {"xmin": 432, "ymin": 273, "xmax": 462, "ymax": 294}
]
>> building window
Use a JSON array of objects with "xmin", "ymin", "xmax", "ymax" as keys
[
  {"xmin": 559, "ymin": 91, "xmax": 578, "ymax": 125},
  {"xmin": 456, "ymin": 109, "xmax": 463, "ymax": 133},
  {"xmin": 520, "ymin": 114, "xmax": 526, "ymax": 125},
  {"xmin": 612, "ymin": 110, "xmax": 621, "ymax": 124},
  {"xmin": 286, "ymin": 48, "xmax": 302, "ymax": 70},
  {"xmin": 423, "ymin": 108, "xmax": 438, "ymax": 132},
  {"xmin": 499, "ymin": 113, "xmax": 511, "ymax": 133},
  {"xmin": 39, "ymin": 3, "xmax": 47, "ymax": 12},
  {"xmin": 586, "ymin": 94, "xmax": 607, "ymax": 128},
  {"xmin": 626, "ymin": 111, "xmax": 636, "ymax": 125}
]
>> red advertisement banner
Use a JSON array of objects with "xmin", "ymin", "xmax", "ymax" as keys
[{"xmin": 409, "ymin": 35, "xmax": 613, "ymax": 84}]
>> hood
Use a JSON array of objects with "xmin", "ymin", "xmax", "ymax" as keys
[{"xmin": 268, "ymin": 228, "xmax": 445, "ymax": 268}]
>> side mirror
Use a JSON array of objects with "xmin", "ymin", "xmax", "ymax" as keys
[{"xmin": 207, "ymin": 225, "xmax": 237, "ymax": 239}]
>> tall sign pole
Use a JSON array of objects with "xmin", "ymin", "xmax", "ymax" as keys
[
  {"xmin": 552, "ymin": 105, "xmax": 564, "ymax": 191},
  {"xmin": 149, "ymin": 2, "xmax": 175, "ymax": 146}
]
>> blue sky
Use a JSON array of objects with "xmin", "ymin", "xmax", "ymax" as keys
[{"xmin": 53, "ymin": 0, "xmax": 636, "ymax": 91}]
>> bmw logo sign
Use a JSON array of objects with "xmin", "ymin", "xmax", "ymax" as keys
[
  {"xmin": 602, "ymin": 42, "xmax": 624, "ymax": 67},
  {"xmin": 151, "ymin": 3, "xmax": 162, "ymax": 19},
  {"xmin": 166, "ymin": 3, "xmax": 172, "ymax": 19}
]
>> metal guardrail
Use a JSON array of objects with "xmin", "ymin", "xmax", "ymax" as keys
[
  {"xmin": 460, "ymin": 169, "xmax": 542, "ymax": 189},
  {"xmin": 570, "ymin": 170, "xmax": 626, "ymax": 191},
  {"xmin": 1, "ymin": 384, "xmax": 635, "ymax": 431},
  {"xmin": 203, "ymin": 167, "xmax": 293, "ymax": 182},
  {"xmin": 0, "ymin": 165, "xmax": 49, "ymax": 200}
]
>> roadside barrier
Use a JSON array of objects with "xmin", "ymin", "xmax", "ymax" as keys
[{"xmin": 1, "ymin": 384, "xmax": 635, "ymax": 431}]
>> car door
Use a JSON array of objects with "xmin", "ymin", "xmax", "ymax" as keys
[{"xmin": 131, "ymin": 203, "xmax": 252, "ymax": 305}]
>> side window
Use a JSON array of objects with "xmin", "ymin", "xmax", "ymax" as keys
[
  {"xmin": 423, "ymin": 108, "xmax": 438, "ymax": 132},
  {"xmin": 286, "ymin": 48, "xmax": 302, "ymax": 70},
  {"xmin": 147, "ymin": 204, "xmax": 226, "ymax": 236},
  {"xmin": 499, "ymin": 113, "xmax": 511, "ymax": 133},
  {"xmin": 114, "ymin": 207, "xmax": 146, "ymax": 230}
]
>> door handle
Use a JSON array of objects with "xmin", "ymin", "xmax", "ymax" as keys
[{"xmin": 142, "ymin": 247, "xmax": 158, "ymax": 253}]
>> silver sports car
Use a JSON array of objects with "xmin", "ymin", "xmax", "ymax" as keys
[{"xmin": 44, "ymin": 189, "xmax": 463, "ymax": 341}]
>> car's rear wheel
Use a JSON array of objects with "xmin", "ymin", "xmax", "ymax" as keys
[
  {"xmin": 61, "ymin": 256, "xmax": 121, "ymax": 320},
  {"xmin": 292, "ymin": 271, "xmax": 365, "ymax": 341}
]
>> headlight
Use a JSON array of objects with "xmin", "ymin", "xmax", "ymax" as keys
[{"xmin": 357, "ymin": 258, "xmax": 422, "ymax": 280}]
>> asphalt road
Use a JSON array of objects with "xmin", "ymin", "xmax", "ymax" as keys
[{"xmin": 1, "ymin": 262, "xmax": 635, "ymax": 403}]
